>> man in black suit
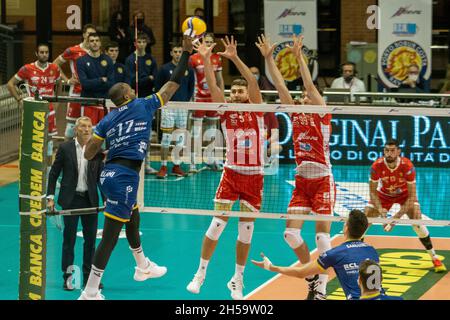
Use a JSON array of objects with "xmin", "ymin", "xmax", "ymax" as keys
[{"xmin": 47, "ymin": 116, "xmax": 105, "ymax": 291}]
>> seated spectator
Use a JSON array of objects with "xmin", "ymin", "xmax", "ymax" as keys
[
  {"xmin": 331, "ymin": 62, "xmax": 366, "ymax": 93},
  {"xmin": 129, "ymin": 10, "xmax": 156, "ymax": 55},
  {"xmin": 108, "ymin": 11, "xmax": 131, "ymax": 63},
  {"xmin": 250, "ymin": 66, "xmax": 275, "ymax": 91},
  {"xmin": 125, "ymin": 33, "xmax": 158, "ymax": 97},
  {"xmin": 105, "ymin": 42, "xmax": 130, "ymax": 85},
  {"xmin": 398, "ymin": 63, "xmax": 430, "ymax": 93}
]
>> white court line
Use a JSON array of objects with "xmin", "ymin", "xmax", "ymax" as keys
[{"xmin": 243, "ymin": 233, "xmax": 341, "ymax": 300}]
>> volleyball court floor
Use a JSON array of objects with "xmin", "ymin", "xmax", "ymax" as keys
[{"xmin": 0, "ymin": 164, "xmax": 449, "ymax": 300}]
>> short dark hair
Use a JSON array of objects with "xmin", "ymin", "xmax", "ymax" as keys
[
  {"xmin": 231, "ymin": 78, "xmax": 248, "ymax": 88},
  {"xmin": 385, "ymin": 138, "xmax": 400, "ymax": 148},
  {"xmin": 194, "ymin": 7, "xmax": 205, "ymax": 15},
  {"xmin": 171, "ymin": 43, "xmax": 182, "ymax": 50},
  {"xmin": 137, "ymin": 32, "xmax": 149, "ymax": 42},
  {"xmin": 36, "ymin": 43, "xmax": 49, "ymax": 52},
  {"xmin": 359, "ymin": 259, "xmax": 382, "ymax": 291},
  {"xmin": 105, "ymin": 41, "xmax": 119, "ymax": 51},
  {"xmin": 347, "ymin": 209, "xmax": 368, "ymax": 239},
  {"xmin": 88, "ymin": 33, "xmax": 100, "ymax": 40},
  {"xmin": 82, "ymin": 23, "xmax": 97, "ymax": 34},
  {"xmin": 109, "ymin": 83, "xmax": 129, "ymax": 106}
]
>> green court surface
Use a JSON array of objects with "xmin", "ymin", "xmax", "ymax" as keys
[{"xmin": 1, "ymin": 164, "xmax": 449, "ymax": 300}]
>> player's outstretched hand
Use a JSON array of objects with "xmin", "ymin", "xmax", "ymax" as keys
[
  {"xmin": 193, "ymin": 38, "xmax": 216, "ymax": 60},
  {"xmin": 286, "ymin": 34, "xmax": 304, "ymax": 57},
  {"xmin": 218, "ymin": 35, "xmax": 238, "ymax": 60},
  {"xmin": 182, "ymin": 35, "xmax": 194, "ymax": 54},
  {"xmin": 251, "ymin": 252, "xmax": 273, "ymax": 271},
  {"xmin": 255, "ymin": 34, "xmax": 277, "ymax": 58}
]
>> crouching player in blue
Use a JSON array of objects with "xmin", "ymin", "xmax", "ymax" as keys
[
  {"xmin": 252, "ymin": 210, "xmax": 379, "ymax": 300},
  {"xmin": 78, "ymin": 36, "xmax": 194, "ymax": 300}
]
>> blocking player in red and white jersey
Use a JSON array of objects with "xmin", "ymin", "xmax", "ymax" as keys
[
  {"xmin": 257, "ymin": 34, "xmax": 334, "ymax": 300},
  {"xmin": 7, "ymin": 43, "xmax": 63, "ymax": 138},
  {"xmin": 365, "ymin": 139, "xmax": 446, "ymax": 273},
  {"xmin": 188, "ymin": 33, "xmax": 225, "ymax": 173},
  {"xmin": 53, "ymin": 24, "xmax": 97, "ymax": 138},
  {"xmin": 186, "ymin": 36, "xmax": 264, "ymax": 300}
]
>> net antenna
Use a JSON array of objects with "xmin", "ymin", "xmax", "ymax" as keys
[{"xmin": 134, "ymin": 15, "xmax": 139, "ymax": 97}]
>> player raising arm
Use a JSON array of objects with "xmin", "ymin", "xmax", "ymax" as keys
[
  {"xmin": 186, "ymin": 36, "xmax": 264, "ymax": 300},
  {"xmin": 256, "ymin": 34, "xmax": 335, "ymax": 300},
  {"xmin": 78, "ymin": 36, "xmax": 194, "ymax": 300}
]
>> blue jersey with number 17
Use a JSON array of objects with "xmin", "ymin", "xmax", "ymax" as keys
[{"xmin": 94, "ymin": 93, "xmax": 163, "ymax": 162}]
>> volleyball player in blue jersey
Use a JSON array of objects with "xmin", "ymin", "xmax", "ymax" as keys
[
  {"xmin": 78, "ymin": 36, "xmax": 194, "ymax": 300},
  {"xmin": 252, "ymin": 210, "xmax": 379, "ymax": 300}
]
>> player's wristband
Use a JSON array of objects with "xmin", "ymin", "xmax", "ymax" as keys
[{"xmin": 169, "ymin": 51, "xmax": 190, "ymax": 84}]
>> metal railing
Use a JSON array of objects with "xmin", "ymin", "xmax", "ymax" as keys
[{"xmin": 0, "ymin": 85, "xmax": 21, "ymax": 165}]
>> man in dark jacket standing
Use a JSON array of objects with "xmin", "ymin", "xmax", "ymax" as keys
[{"xmin": 47, "ymin": 116, "xmax": 105, "ymax": 290}]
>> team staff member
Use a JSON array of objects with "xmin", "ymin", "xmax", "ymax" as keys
[
  {"xmin": 54, "ymin": 24, "xmax": 97, "ymax": 138},
  {"xmin": 78, "ymin": 36, "xmax": 194, "ymax": 300},
  {"xmin": 77, "ymin": 33, "xmax": 114, "ymax": 127},
  {"xmin": 365, "ymin": 139, "xmax": 446, "ymax": 273},
  {"xmin": 105, "ymin": 41, "xmax": 131, "ymax": 85},
  {"xmin": 154, "ymin": 43, "xmax": 195, "ymax": 179},
  {"xmin": 252, "ymin": 210, "xmax": 378, "ymax": 300},
  {"xmin": 47, "ymin": 117, "xmax": 105, "ymax": 290}
]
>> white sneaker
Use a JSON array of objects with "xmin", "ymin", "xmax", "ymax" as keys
[
  {"xmin": 186, "ymin": 273, "xmax": 205, "ymax": 294},
  {"xmin": 227, "ymin": 276, "xmax": 244, "ymax": 300},
  {"xmin": 78, "ymin": 290, "xmax": 105, "ymax": 300},
  {"xmin": 145, "ymin": 165, "xmax": 157, "ymax": 175},
  {"xmin": 133, "ymin": 258, "xmax": 167, "ymax": 281}
]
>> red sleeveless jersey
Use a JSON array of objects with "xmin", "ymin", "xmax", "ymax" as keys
[
  {"xmin": 221, "ymin": 111, "xmax": 265, "ymax": 175},
  {"xmin": 291, "ymin": 113, "xmax": 332, "ymax": 178},
  {"xmin": 60, "ymin": 43, "xmax": 89, "ymax": 96},
  {"xmin": 189, "ymin": 53, "xmax": 222, "ymax": 102}
]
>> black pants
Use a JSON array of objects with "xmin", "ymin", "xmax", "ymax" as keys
[{"xmin": 61, "ymin": 193, "xmax": 98, "ymax": 284}]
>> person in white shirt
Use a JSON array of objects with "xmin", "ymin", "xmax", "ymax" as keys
[
  {"xmin": 331, "ymin": 62, "xmax": 366, "ymax": 101},
  {"xmin": 47, "ymin": 117, "xmax": 105, "ymax": 291}
]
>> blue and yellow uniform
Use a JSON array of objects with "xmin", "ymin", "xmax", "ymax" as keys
[
  {"xmin": 317, "ymin": 240, "xmax": 379, "ymax": 300},
  {"xmin": 77, "ymin": 54, "xmax": 115, "ymax": 98},
  {"xmin": 125, "ymin": 52, "xmax": 158, "ymax": 97},
  {"xmin": 93, "ymin": 93, "xmax": 163, "ymax": 222},
  {"xmin": 113, "ymin": 62, "xmax": 131, "ymax": 85},
  {"xmin": 360, "ymin": 292, "xmax": 403, "ymax": 300}
]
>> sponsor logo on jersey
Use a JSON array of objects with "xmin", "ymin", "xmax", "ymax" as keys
[
  {"xmin": 146, "ymin": 59, "xmax": 152, "ymax": 66},
  {"xmin": 117, "ymin": 67, "xmax": 123, "ymax": 74},
  {"xmin": 299, "ymin": 142, "xmax": 312, "ymax": 152},
  {"xmin": 101, "ymin": 60, "xmax": 108, "ymax": 67}
]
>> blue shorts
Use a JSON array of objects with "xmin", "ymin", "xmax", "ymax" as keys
[{"xmin": 99, "ymin": 164, "xmax": 139, "ymax": 222}]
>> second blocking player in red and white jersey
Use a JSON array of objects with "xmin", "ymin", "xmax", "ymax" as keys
[
  {"xmin": 188, "ymin": 33, "xmax": 225, "ymax": 172},
  {"xmin": 7, "ymin": 43, "xmax": 62, "ymax": 138},
  {"xmin": 257, "ymin": 34, "xmax": 334, "ymax": 300},
  {"xmin": 53, "ymin": 24, "xmax": 97, "ymax": 138},
  {"xmin": 186, "ymin": 36, "xmax": 264, "ymax": 300},
  {"xmin": 365, "ymin": 139, "xmax": 446, "ymax": 273}
]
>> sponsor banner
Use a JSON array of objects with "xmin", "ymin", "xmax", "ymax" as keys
[
  {"xmin": 264, "ymin": 0, "xmax": 318, "ymax": 83},
  {"xmin": 276, "ymin": 113, "xmax": 450, "ymax": 167},
  {"xmin": 19, "ymin": 99, "xmax": 49, "ymax": 300},
  {"xmin": 327, "ymin": 249, "xmax": 449, "ymax": 300},
  {"xmin": 378, "ymin": 0, "xmax": 432, "ymax": 88}
]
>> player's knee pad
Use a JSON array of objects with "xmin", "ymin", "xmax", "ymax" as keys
[
  {"xmin": 316, "ymin": 232, "xmax": 331, "ymax": 254},
  {"xmin": 237, "ymin": 221, "xmax": 254, "ymax": 244},
  {"xmin": 412, "ymin": 225, "xmax": 429, "ymax": 238},
  {"xmin": 284, "ymin": 228, "xmax": 304, "ymax": 249},
  {"xmin": 161, "ymin": 132, "xmax": 172, "ymax": 148},
  {"xmin": 205, "ymin": 217, "xmax": 227, "ymax": 241},
  {"xmin": 65, "ymin": 122, "xmax": 75, "ymax": 138}
]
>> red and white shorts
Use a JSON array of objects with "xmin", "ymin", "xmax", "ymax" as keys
[
  {"xmin": 192, "ymin": 98, "xmax": 219, "ymax": 120},
  {"xmin": 288, "ymin": 175, "xmax": 336, "ymax": 215},
  {"xmin": 82, "ymin": 105, "xmax": 106, "ymax": 126},
  {"xmin": 368, "ymin": 192, "xmax": 419, "ymax": 211},
  {"xmin": 66, "ymin": 103, "xmax": 82, "ymax": 121},
  {"xmin": 48, "ymin": 102, "xmax": 57, "ymax": 136},
  {"xmin": 214, "ymin": 167, "xmax": 263, "ymax": 212}
]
